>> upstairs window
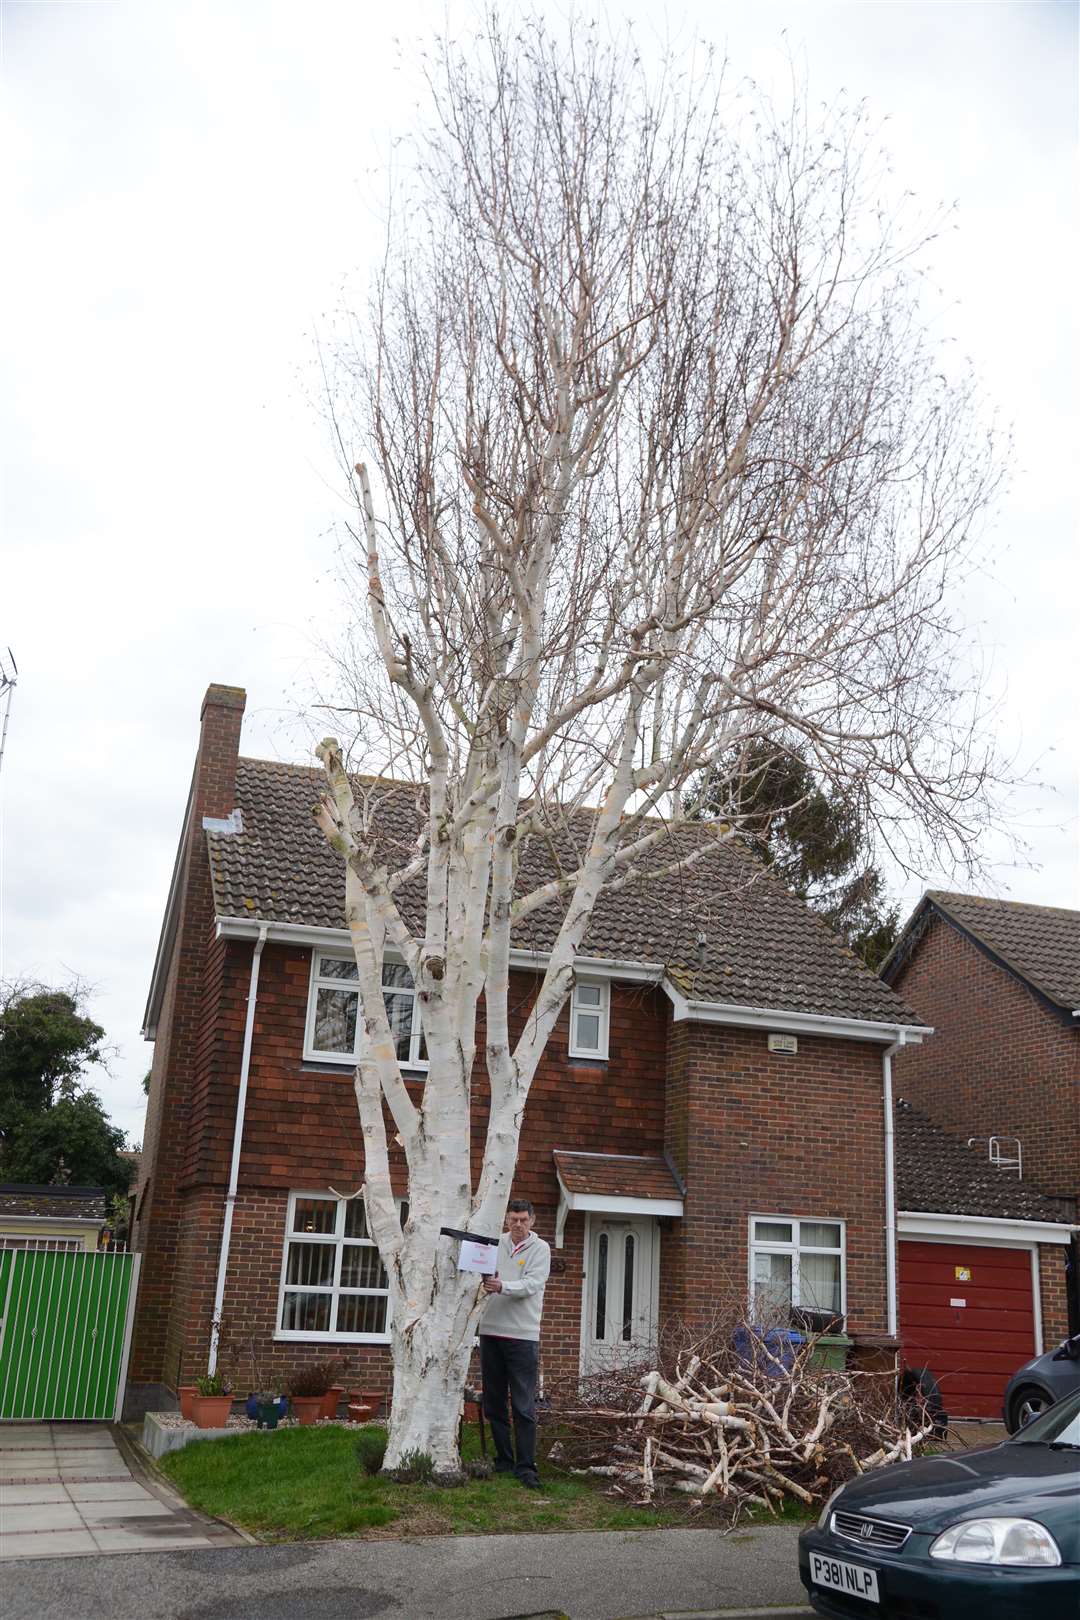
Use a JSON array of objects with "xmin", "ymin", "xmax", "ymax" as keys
[
  {"xmin": 569, "ymin": 977, "xmax": 610, "ymax": 1060},
  {"xmin": 749, "ymin": 1216, "xmax": 845, "ymax": 1331},
  {"xmin": 304, "ymin": 953, "xmax": 427, "ymax": 1069}
]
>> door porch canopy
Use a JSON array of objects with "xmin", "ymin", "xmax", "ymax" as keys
[{"xmin": 552, "ymin": 1150, "xmax": 684, "ymax": 1248}]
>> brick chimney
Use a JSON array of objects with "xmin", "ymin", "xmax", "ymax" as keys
[
  {"xmin": 129, "ymin": 685, "xmax": 247, "ymax": 1396},
  {"xmin": 193, "ymin": 684, "xmax": 246, "ymax": 825}
]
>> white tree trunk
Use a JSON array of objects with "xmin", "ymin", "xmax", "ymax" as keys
[
  {"xmin": 309, "ymin": 14, "xmax": 1006, "ymax": 1480},
  {"xmin": 383, "ymin": 1267, "xmax": 478, "ymax": 1474}
]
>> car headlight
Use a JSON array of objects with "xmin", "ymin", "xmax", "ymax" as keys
[
  {"xmin": 930, "ymin": 1518, "xmax": 1062, "ymax": 1566},
  {"xmin": 817, "ymin": 1484, "xmax": 847, "ymax": 1530}
]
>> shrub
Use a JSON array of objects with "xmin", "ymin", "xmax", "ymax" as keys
[
  {"xmin": 287, "ymin": 1359, "xmax": 341, "ymax": 1398},
  {"xmin": 355, "ymin": 1428, "xmax": 388, "ymax": 1476},
  {"xmin": 385, "ymin": 1448, "xmax": 434, "ymax": 1484},
  {"xmin": 195, "ymin": 1372, "xmax": 228, "ymax": 1397}
]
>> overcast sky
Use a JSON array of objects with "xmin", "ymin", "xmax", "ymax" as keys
[{"xmin": 2, "ymin": 0, "xmax": 1077, "ymax": 1145}]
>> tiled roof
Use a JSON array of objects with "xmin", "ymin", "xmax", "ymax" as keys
[
  {"xmin": 887, "ymin": 891, "xmax": 1080, "ymax": 1012},
  {"xmin": 0, "ymin": 1185, "xmax": 107, "ymax": 1221},
  {"xmin": 894, "ymin": 1103, "xmax": 1074, "ymax": 1224},
  {"xmin": 553, "ymin": 1151, "xmax": 683, "ymax": 1201},
  {"xmin": 207, "ymin": 756, "xmax": 923, "ymax": 1027}
]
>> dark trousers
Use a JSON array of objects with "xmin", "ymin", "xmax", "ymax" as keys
[{"xmin": 480, "ymin": 1335, "xmax": 539, "ymax": 1476}]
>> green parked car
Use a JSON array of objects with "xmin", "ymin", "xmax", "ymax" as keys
[{"xmin": 799, "ymin": 1387, "xmax": 1080, "ymax": 1618}]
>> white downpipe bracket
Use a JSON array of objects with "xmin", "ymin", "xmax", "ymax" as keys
[
  {"xmin": 208, "ymin": 923, "xmax": 268, "ymax": 1375},
  {"xmin": 882, "ymin": 1029, "xmax": 909, "ymax": 1340}
]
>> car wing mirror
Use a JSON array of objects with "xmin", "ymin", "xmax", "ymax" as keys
[{"xmin": 1051, "ymin": 1335, "xmax": 1080, "ymax": 1362}]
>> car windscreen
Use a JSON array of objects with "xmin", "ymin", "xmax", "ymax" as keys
[{"xmin": 1010, "ymin": 1387, "xmax": 1080, "ymax": 1447}]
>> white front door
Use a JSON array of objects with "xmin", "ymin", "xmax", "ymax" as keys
[{"xmin": 580, "ymin": 1215, "xmax": 659, "ymax": 1375}]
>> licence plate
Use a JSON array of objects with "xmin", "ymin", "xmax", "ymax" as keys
[{"xmin": 810, "ymin": 1551, "xmax": 880, "ymax": 1604}]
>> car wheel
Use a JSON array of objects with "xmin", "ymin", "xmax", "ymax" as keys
[
  {"xmin": 1007, "ymin": 1384, "xmax": 1052, "ymax": 1432},
  {"xmin": 899, "ymin": 1365, "xmax": 949, "ymax": 1438}
]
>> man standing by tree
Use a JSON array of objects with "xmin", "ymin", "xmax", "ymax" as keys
[{"xmin": 479, "ymin": 1199, "xmax": 551, "ymax": 1489}]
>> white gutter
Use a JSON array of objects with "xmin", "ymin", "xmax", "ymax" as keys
[
  {"xmin": 898, "ymin": 1211, "xmax": 1079, "ymax": 1245},
  {"xmin": 208, "ymin": 923, "xmax": 268, "ymax": 1375},
  {"xmin": 665, "ymin": 979, "xmax": 931, "ymax": 1045},
  {"xmin": 215, "ymin": 915, "xmax": 929, "ymax": 1045},
  {"xmin": 215, "ymin": 917, "xmax": 666, "ymax": 985},
  {"xmin": 882, "ymin": 1029, "xmax": 911, "ymax": 1338}
]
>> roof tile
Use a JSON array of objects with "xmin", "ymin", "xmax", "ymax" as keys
[
  {"xmin": 0, "ymin": 1185, "xmax": 107, "ymax": 1221},
  {"xmin": 894, "ymin": 1102, "xmax": 1074, "ymax": 1223},
  {"xmin": 207, "ymin": 757, "xmax": 923, "ymax": 1028},
  {"xmin": 553, "ymin": 1151, "xmax": 682, "ymax": 1201},
  {"xmin": 892, "ymin": 892, "xmax": 1080, "ymax": 1011}
]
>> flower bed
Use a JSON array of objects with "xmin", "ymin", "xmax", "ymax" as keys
[{"xmin": 141, "ymin": 1410, "xmax": 376, "ymax": 1460}]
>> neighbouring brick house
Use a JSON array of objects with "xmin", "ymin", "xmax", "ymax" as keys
[
  {"xmin": 882, "ymin": 892, "xmax": 1080, "ymax": 1416},
  {"xmin": 128, "ymin": 687, "xmax": 1073, "ymax": 1417}
]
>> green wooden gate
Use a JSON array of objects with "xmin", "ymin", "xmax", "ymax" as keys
[{"xmin": 0, "ymin": 1248, "xmax": 141, "ymax": 1421}]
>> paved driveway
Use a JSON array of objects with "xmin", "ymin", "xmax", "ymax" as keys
[{"xmin": 0, "ymin": 1423, "xmax": 244, "ymax": 1560}]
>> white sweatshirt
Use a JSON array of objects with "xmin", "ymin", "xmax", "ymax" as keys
[{"xmin": 478, "ymin": 1231, "xmax": 551, "ymax": 1342}]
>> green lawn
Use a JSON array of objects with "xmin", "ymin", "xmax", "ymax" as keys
[{"xmin": 158, "ymin": 1424, "xmax": 716, "ymax": 1542}]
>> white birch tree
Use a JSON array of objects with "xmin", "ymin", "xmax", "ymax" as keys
[{"xmin": 311, "ymin": 12, "xmax": 1004, "ymax": 1474}]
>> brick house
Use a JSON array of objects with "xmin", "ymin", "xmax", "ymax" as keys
[
  {"xmin": 130, "ymin": 686, "xmax": 1057, "ymax": 1415},
  {"xmin": 881, "ymin": 892, "xmax": 1080, "ymax": 1417}
]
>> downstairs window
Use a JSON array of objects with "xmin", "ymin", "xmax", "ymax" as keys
[
  {"xmin": 749, "ymin": 1216, "xmax": 845, "ymax": 1331},
  {"xmin": 276, "ymin": 1192, "xmax": 406, "ymax": 1342}
]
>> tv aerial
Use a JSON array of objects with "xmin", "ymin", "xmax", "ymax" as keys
[{"xmin": 0, "ymin": 649, "xmax": 17, "ymax": 778}]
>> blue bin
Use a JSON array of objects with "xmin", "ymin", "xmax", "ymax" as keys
[{"xmin": 734, "ymin": 1324, "xmax": 804, "ymax": 1376}]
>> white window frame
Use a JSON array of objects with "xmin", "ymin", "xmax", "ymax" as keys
[
  {"xmin": 0, "ymin": 1235, "xmax": 84, "ymax": 1253},
  {"xmin": 748, "ymin": 1215, "xmax": 847, "ymax": 1327},
  {"xmin": 303, "ymin": 950, "xmax": 428, "ymax": 1070},
  {"xmin": 569, "ymin": 976, "xmax": 610, "ymax": 1060},
  {"xmin": 275, "ymin": 1190, "xmax": 405, "ymax": 1344}
]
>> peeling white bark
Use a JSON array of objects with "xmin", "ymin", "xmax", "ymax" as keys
[{"xmin": 310, "ymin": 18, "xmax": 1005, "ymax": 1470}]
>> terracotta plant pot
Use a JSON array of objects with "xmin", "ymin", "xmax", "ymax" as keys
[
  {"xmin": 347, "ymin": 1402, "xmax": 373, "ymax": 1423},
  {"xmin": 463, "ymin": 1399, "xmax": 481, "ymax": 1424},
  {"xmin": 191, "ymin": 1394, "xmax": 232, "ymax": 1430},
  {"xmin": 348, "ymin": 1389, "xmax": 384, "ymax": 1419},
  {"xmin": 178, "ymin": 1384, "xmax": 198, "ymax": 1423},
  {"xmin": 320, "ymin": 1385, "xmax": 344, "ymax": 1420},
  {"xmin": 291, "ymin": 1394, "xmax": 324, "ymax": 1426}
]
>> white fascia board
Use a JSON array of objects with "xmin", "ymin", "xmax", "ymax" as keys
[
  {"xmin": 511, "ymin": 950, "xmax": 665, "ymax": 984},
  {"xmin": 215, "ymin": 916, "xmax": 923, "ymax": 1041},
  {"xmin": 0, "ymin": 1215, "xmax": 102, "ymax": 1230},
  {"xmin": 662, "ymin": 978, "xmax": 930, "ymax": 1044},
  {"xmin": 898, "ymin": 1211, "xmax": 1078, "ymax": 1246},
  {"xmin": 554, "ymin": 1170, "xmax": 683, "ymax": 1218},
  {"xmin": 217, "ymin": 916, "xmax": 354, "ymax": 951},
  {"xmin": 567, "ymin": 1192, "xmax": 684, "ymax": 1217},
  {"xmin": 554, "ymin": 1170, "xmax": 683, "ymax": 1247},
  {"xmin": 142, "ymin": 779, "xmax": 195, "ymax": 1039},
  {"xmin": 215, "ymin": 917, "xmax": 666, "ymax": 982}
]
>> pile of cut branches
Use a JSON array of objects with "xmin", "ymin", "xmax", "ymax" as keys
[{"xmin": 546, "ymin": 1319, "xmax": 934, "ymax": 1517}]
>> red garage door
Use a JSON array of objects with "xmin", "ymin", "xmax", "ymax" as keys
[{"xmin": 898, "ymin": 1240, "xmax": 1035, "ymax": 1419}]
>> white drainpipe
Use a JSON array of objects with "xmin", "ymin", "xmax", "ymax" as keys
[
  {"xmin": 208, "ymin": 923, "xmax": 268, "ymax": 1375},
  {"xmin": 882, "ymin": 1028, "xmax": 909, "ymax": 1339}
]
